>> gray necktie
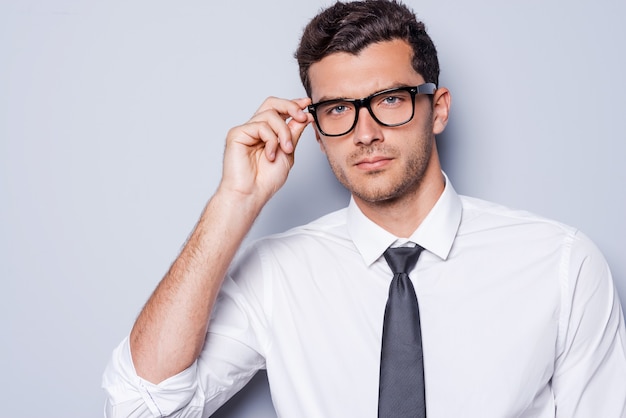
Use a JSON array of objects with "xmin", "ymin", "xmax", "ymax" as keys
[{"xmin": 378, "ymin": 245, "xmax": 426, "ymax": 418}]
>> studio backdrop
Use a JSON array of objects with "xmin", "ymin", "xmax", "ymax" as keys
[{"xmin": 1, "ymin": 0, "xmax": 624, "ymax": 416}]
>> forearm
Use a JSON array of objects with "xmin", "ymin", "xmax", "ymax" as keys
[{"xmin": 129, "ymin": 188, "xmax": 262, "ymax": 384}]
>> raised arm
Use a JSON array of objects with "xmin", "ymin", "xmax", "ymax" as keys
[{"xmin": 129, "ymin": 97, "xmax": 313, "ymax": 384}]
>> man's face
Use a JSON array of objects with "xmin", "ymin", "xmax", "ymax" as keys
[{"xmin": 308, "ymin": 39, "xmax": 445, "ymax": 206}]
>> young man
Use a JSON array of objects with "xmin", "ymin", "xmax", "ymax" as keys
[{"xmin": 103, "ymin": 1, "xmax": 626, "ymax": 416}]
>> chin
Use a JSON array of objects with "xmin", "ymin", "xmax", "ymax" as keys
[
  {"xmin": 351, "ymin": 185, "xmax": 406, "ymax": 204},
  {"xmin": 352, "ymin": 173, "xmax": 424, "ymax": 205}
]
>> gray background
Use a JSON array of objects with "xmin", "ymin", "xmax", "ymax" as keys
[{"xmin": 1, "ymin": 0, "xmax": 624, "ymax": 416}]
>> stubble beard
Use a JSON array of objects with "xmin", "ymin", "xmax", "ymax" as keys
[{"xmin": 327, "ymin": 128, "xmax": 434, "ymax": 206}]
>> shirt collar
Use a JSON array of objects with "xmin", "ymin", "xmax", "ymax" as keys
[{"xmin": 347, "ymin": 172, "xmax": 462, "ymax": 266}]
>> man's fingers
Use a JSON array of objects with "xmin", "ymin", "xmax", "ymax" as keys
[
  {"xmin": 255, "ymin": 96, "xmax": 309, "ymax": 120},
  {"xmin": 232, "ymin": 120, "xmax": 281, "ymax": 161},
  {"xmin": 288, "ymin": 111, "xmax": 314, "ymax": 150},
  {"xmin": 283, "ymin": 97, "xmax": 313, "ymax": 150},
  {"xmin": 248, "ymin": 97, "xmax": 313, "ymax": 156},
  {"xmin": 247, "ymin": 111, "xmax": 293, "ymax": 157},
  {"xmin": 286, "ymin": 97, "xmax": 312, "ymax": 124}
]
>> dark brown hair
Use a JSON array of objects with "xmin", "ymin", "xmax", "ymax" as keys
[{"xmin": 295, "ymin": 0, "xmax": 440, "ymax": 96}]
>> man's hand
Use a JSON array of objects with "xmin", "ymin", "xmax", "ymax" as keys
[{"xmin": 219, "ymin": 97, "xmax": 313, "ymax": 204}]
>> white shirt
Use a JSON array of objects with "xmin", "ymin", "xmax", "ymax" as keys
[{"xmin": 103, "ymin": 178, "xmax": 626, "ymax": 417}]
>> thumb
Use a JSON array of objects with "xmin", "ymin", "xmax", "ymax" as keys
[
  {"xmin": 288, "ymin": 98, "xmax": 313, "ymax": 149},
  {"xmin": 288, "ymin": 112, "xmax": 314, "ymax": 150}
]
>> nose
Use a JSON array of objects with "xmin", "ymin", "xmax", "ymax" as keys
[{"xmin": 353, "ymin": 107, "xmax": 383, "ymax": 145}]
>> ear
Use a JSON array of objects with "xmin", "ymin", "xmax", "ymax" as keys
[{"xmin": 432, "ymin": 87, "xmax": 451, "ymax": 135}]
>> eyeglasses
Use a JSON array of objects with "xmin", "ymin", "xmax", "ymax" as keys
[{"xmin": 307, "ymin": 83, "xmax": 437, "ymax": 137}]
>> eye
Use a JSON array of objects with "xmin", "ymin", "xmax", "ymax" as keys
[
  {"xmin": 329, "ymin": 104, "xmax": 349, "ymax": 115},
  {"xmin": 380, "ymin": 94, "xmax": 405, "ymax": 107},
  {"xmin": 319, "ymin": 101, "xmax": 353, "ymax": 117}
]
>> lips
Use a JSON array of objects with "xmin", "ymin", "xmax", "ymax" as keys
[{"xmin": 354, "ymin": 155, "xmax": 393, "ymax": 170}]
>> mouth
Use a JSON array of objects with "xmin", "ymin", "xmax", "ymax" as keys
[{"xmin": 354, "ymin": 156, "xmax": 393, "ymax": 171}]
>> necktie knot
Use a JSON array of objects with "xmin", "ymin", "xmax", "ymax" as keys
[{"xmin": 383, "ymin": 245, "xmax": 424, "ymax": 275}]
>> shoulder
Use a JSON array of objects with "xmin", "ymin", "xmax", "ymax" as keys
[
  {"xmin": 228, "ymin": 206, "xmax": 359, "ymax": 292},
  {"xmin": 457, "ymin": 194, "xmax": 609, "ymax": 274},
  {"xmin": 242, "ymin": 206, "xmax": 354, "ymax": 261},
  {"xmin": 458, "ymin": 195, "xmax": 578, "ymax": 238},
  {"xmin": 453, "ymin": 195, "xmax": 604, "ymax": 275}
]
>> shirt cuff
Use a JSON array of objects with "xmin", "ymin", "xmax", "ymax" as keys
[{"xmin": 102, "ymin": 337, "xmax": 203, "ymax": 417}]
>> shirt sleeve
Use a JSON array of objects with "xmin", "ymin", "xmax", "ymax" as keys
[
  {"xmin": 102, "ymin": 337, "xmax": 206, "ymax": 417},
  {"xmin": 553, "ymin": 230, "xmax": 626, "ymax": 417},
  {"xmin": 102, "ymin": 246, "xmax": 270, "ymax": 417}
]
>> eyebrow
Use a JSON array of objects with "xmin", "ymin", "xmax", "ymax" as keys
[{"xmin": 314, "ymin": 82, "xmax": 413, "ymax": 103}]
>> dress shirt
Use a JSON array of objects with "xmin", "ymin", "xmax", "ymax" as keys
[{"xmin": 103, "ymin": 176, "xmax": 626, "ymax": 417}]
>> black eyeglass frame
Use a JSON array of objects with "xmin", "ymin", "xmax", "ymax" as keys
[{"xmin": 307, "ymin": 82, "xmax": 437, "ymax": 137}]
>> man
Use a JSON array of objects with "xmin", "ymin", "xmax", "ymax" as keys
[{"xmin": 103, "ymin": 0, "xmax": 626, "ymax": 416}]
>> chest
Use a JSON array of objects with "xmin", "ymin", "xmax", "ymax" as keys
[{"xmin": 264, "ymin": 245, "xmax": 560, "ymax": 417}]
